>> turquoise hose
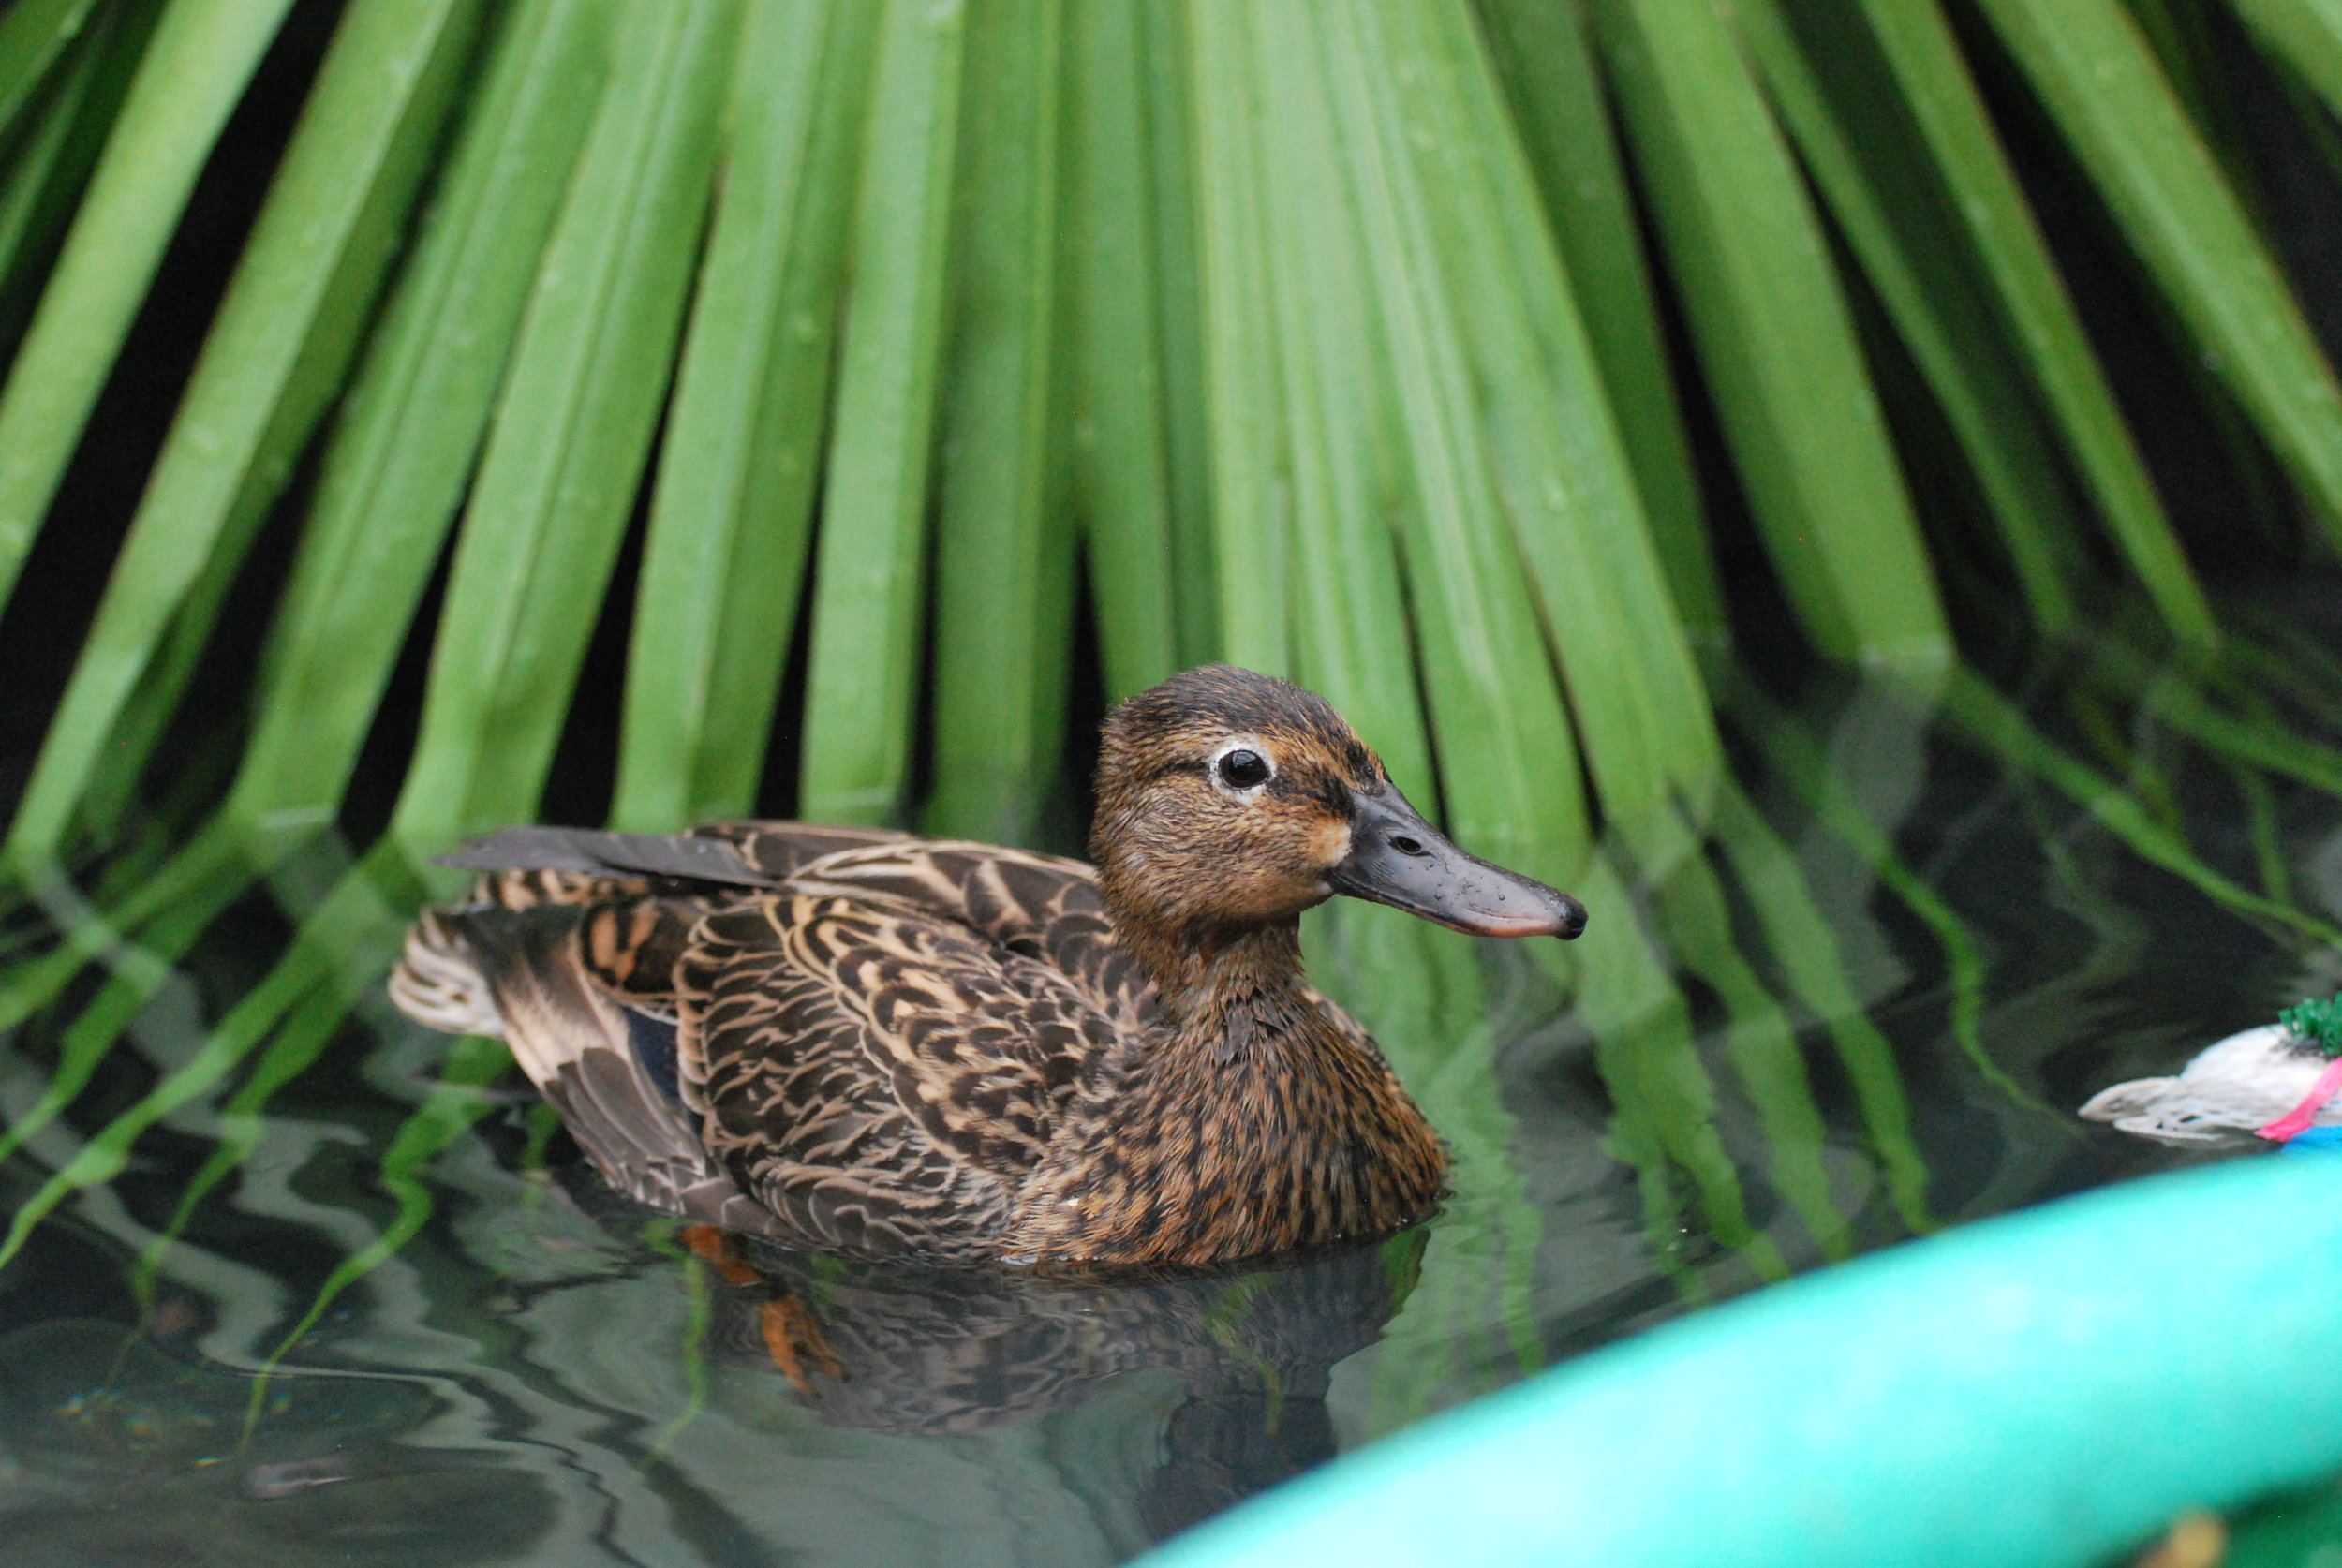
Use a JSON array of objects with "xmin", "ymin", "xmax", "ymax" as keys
[{"xmin": 1139, "ymin": 1156, "xmax": 2342, "ymax": 1568}]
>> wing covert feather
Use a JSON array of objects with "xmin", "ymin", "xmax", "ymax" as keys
[
  {"xmin": 779, "ymin": 841, "xmax": 1154, "ymax": 1032},
  {"xmin": 678, "ymin": 895, "xmax": 1126, "ymax": 1259}
]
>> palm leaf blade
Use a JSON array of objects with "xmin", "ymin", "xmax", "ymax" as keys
[
  {"xmin": 612, "ymin": 0, "xmax": 873, "ymax": 831},
  {"xmin": 390, "ymin": 0, "xmax": 735, "ymax": 851},
  {"xmin": 1592, "ymin": 0, "xmax": 1951, "ymax": 670},
  {"xmin": 1978, "ymin": 0, "xmax": 2342, "ymax": 549},
  {"xmin": 3, "ymin": 0, "xmax": 488, "ymax": 872},
  {"xmin": 0, "ymin": 0, "xmax": 297, "ymax": 613},
  {"xmin": 795, "ymin": 0, "xmax": 965, "ymax": 826}
]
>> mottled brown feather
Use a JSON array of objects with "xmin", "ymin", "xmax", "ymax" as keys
[
  {"xmin": 677, "ymin": 891, "xmax": 1119, "ymax": 1257},
  {"xmin": 391, "ymin": 667, "xmax": 1463, "ymax": 1269}
]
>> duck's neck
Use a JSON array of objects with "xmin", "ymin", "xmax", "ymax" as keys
[{"xmin": 1135, "ymin": 918, "xmax": 1311, "ymax": 1041}]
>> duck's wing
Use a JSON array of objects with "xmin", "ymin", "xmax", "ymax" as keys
[
  {"xmin": 402, "ymin": 822, "xmax": 1148, "ymax": 1255},
  {"xmin": 437, "ymin": 825, "xmax": 777, "ymax": 887},
  {"xmin": 430, "ymin": 826, "xmax": 1136, "ymax": 998},
  {"xmin": 689, "ymin": 821, "xmax": 915, "ymax": 877},
  {"xmin": 676, "ymin": 894, "xmax": 1125, "ymax": 1259},
  {"xmin": 393, "ymin": 899, "xmax": 785, "ymax": 1236},
  {"xmin": 778, "ymin": 839, "xmax": 1155, "ymax": 1031},
  {"xmin": 431, "ymin": 824, "xmax": 1150, "ymax": 1027},
  {"xmin": 431, "ymin": 821, "xmax": 915, "ymax": 895}
]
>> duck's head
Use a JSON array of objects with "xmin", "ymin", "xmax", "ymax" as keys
[{"xmin": 1090, "ymin": 667, "xmax": 1587, "ymax": 960}]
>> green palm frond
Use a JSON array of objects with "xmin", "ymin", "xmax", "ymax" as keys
[
  {"xmin": 6, "ymin": 0, "xmax": 2342, "ymax": 1386},
  {"xmin": 5, "ymin": 0, "xmax": 2330, "ymax": 883}
]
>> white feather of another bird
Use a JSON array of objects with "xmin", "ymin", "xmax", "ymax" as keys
[{"xmin": 2080, "ymin": 1024, "xmax": 2342, "ymax": 1144}]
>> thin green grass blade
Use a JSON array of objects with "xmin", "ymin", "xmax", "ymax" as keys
[
  {"xmin": 0, "ymin": 817, "xmax": 249, "ymax": 1040},
  {"xmin": 1852, "ymin": 0, "xmax": 2213, "ymax": 644},
  {"xmin": 228, "ymin": 0, "xmax": 619, "ymax": 838},
  {"xmin": 247, "ymin": 1030, "xmax": 510, "ymax": 1401},
  {"xmin": 1403, "ymin": 990, "xmax": 1547, "ymax": 1386},
  {"xmin": 1250, "ymin": 0, "xmax": 1435, "ymax": 806},
  {"xmin": 0, "ymin": 0, "xmax": 297, "ymax": 611},
  {"xmin": 2276, "ymin": 59, "xmax": 2342, "ymax": 240},
  {"xmin": 1323, "ymin": 908, "xmax": 1544, "ymax": 1417},
  {"xmin": 0, "ymin": 856, "xmax": 251, "ymax": 1165},
  {"xmin": 2094, "ymin": 639, "xmax": 2342, "ymax": 801},
  {"xmin": 795, "ymin": 0, "xmax": 964, "ymax": 825},
  {"xmin": 83, "ymin": 791, "xmax": 198, "ymax": 904},
  {"xmin": 1255, "ymin": 0, "xmax": 1761, "ymax": 1273},
  {"xmin": 0, "ymin": 851, "xmax": 409, "ymax": 1266},
  {"xmin": 1573, "ymin": 853, "xmax": 1786, "ymax": 1281},
  {"xmin": 1184, "ymin": 0, "xmax": 1289, "ymax": 677},
  {"xmin": 1944, "ymin": 666, "xmax": 2342, "ymax": 948},
  {"xmin": 1649, "ymin": 851, "xmax": 1849, "ymax": 1261},
  {"xmin": 1137, "ymin": 0, "xmax": 1215, "ymax": 670},
  {"xmin": 1192, "ymin": 14, "xmax": 1577, "ymax": 1370},
  {"xmin": 1738, "ymin": 0, "xmax": 2082, "ymax": 638},
  {"xmin": 0, "ymin": 0, "xmax": 632, "ymax": 1100},
  {"xmin": 1976, "ymin": 0, "xmax": 2342, "ymax": 549},
  {"xmin": 1248, "ymin": 16, "xmax": 1547, "ymax": 1392},
  {"xmin": 610, "ymin": 0, "xmax": 877, "ymax": 831},
  {"xmin": 1366, "ymin": 0, "xmax": 1723, "ymax": 868},
  {"xmin": 515, "ymin": 1097, "xmax": 561, "ymax": 1178},
  {"xmin": 1592, "ymin": 0, "xmax": 1950, "ymax": 669},
  {"xmin": 1318, "ymin": 4, "xmax": 1589, "ymax": 887},
  {"xmin": 924, "ymin": 0, "xmax": 1073, "ymax": 845},
  {"xmin": 2235, "ymin": 764, "xmax": 2290, "ymax": 905},
  {"xmin": 2128, "ymin": 0, "xmax": 2265, "ymax": 217},
  {"xmin": 70, "ymin": 535, "xmax": 252, "ymax": 845},
  {"xmin": 136, "ymin": 845, "xmax": 421, "ymax": 1299},
  {"xmin": 150, "ymin": 961, "xmax": 350, "ymax": 1250},
  {"xmin": 0, "ymin": 22, "xmax": 101, "ymax": 310},
  {"xmin": 392, "ymin": 0, "xmax": 736, "ymax": 851},
  {"xmin": 4, "ymin": 0, "xmax": 489, "ymax": 873},
  {"xmin": 0, "ymin": 0, "xmax": 162, "ymax": 365},
  {"xmin": 1712, "ymin": 780, "xmax": 1933, "ymax": 1234},
  {"xmin": 641, "ymin": 1221, "xmax": 715, "ymax": 1459},
  {"xmin": 2063, "ymin": 677, "xmax": 2185, "ymax": 831},
  {"xmin": 1473, "ymin": 0, "xmax": 1729, "ymax": 653},
  {"xmin": 1061, "ymin": 0, "xmax": 1179, "ymax": 702},
  {"xmin": 2231, "ymin": 0, "xmax": 2342, "ymax": 122},
  {"xmin": 2234, "ymin": 610, "xmax": 2342, "ymax": 717},
  {"xmin": 1723, "ymin": 675, "xmax": 2052, "ymax": 1117},
  {"xmin": 0, "ymin": 0, "xmax": 106, "ymax": 152}
]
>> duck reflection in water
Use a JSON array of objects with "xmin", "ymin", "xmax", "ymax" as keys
[{"xmin": 658, "ymin": 1200, "xmax": 1428, "ymax": 1539}]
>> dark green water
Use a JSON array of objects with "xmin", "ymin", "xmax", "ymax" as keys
[{"xmin": 2, "ymin": 649, "xmax": 2337, "ymax": 1568}]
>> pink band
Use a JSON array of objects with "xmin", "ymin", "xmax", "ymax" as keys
[{"xmin": 2257, "ymin": 1053, "xmax": 2342, "ymax": 1142}]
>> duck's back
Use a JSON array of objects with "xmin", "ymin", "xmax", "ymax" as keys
[{"xmin": 390, "ymin": 823, "xmax": 1154, "ymax": 1257}]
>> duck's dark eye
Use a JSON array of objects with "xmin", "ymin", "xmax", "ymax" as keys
[{"xmin": 1218, "ymin": 748, "xmax": 1270, "ymax": 789}]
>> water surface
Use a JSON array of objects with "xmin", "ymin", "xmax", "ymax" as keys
[{"xmin": 2, "ymin": 651, "xmax": 2335, "ymax": 1567}]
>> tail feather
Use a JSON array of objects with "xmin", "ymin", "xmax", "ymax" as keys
[
  {"xmin": 389, "ymin": 908, "xmax": 505, "ymax": 1037},
  {"xmin": 390, "ymin": 901, "xmax": 772, "ymax": 1231}
]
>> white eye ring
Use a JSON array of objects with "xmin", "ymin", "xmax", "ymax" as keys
[{"xmin": 1208, "ymin": 737, "xmax": 1276, "ymax": 797}]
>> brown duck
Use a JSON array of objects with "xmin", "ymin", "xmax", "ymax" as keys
[{"xmin": 390, "ymin": 666, "xmax": 1585, "ymax": 1269}]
